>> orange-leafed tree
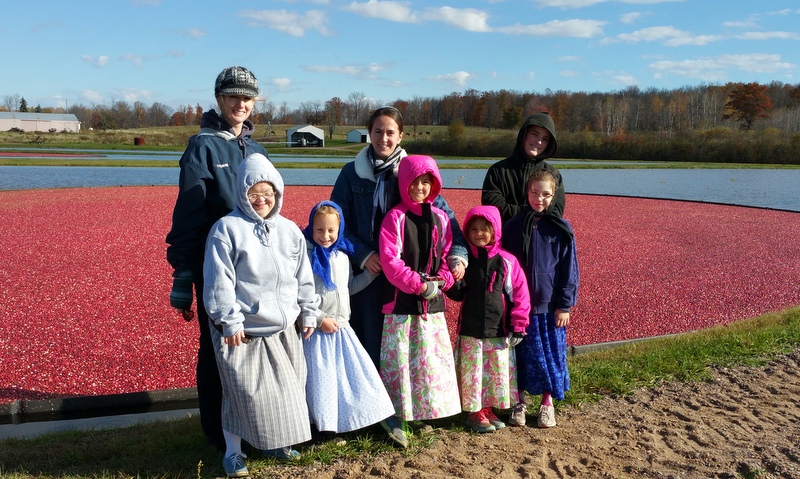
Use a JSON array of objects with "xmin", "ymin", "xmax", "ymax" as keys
[{"xmin": 722, "ymin": 82, "xmax": 772, "ymax": 130}]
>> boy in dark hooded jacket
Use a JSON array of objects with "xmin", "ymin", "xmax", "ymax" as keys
[{"xmin": 481, "ymin": 112, "xmax": 565, "ymax": 224}]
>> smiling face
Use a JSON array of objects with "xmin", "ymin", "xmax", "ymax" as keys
[
  {"xmin": 467, "ymin": 217, "xmax": 494, "ymax": 248},
  {"xmin": 369, "ymin": 115, "xmax": 404, "ymax": 160},
  {"xmin": 408, "ymin": 173, "xmax": 433, "ymax": 204},
  {"xmin": 247, "ymin": 181, "xmax": 276, "ymax": 219},
  {"xmin": 523, "ymin": 125, "xmax": 552, "ymax": 158},
  {"xmin": 527, "ymin": 179, "xmax": 555, "ymax": 213},
  {"xmin": 312, "ymin": 211, "xmax": 340, "ymax": 248},
  {"xmin": 219, "ymin": 95, "xmax": 254, "ymax": 132}
]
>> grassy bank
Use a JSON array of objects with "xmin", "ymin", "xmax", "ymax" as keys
[
  {"xmin": 3, "ymin": 124, "xmax": 800, "ymax": 165},
  {"xmin": 2, "ymin": 306, "xmax": 798, "ymax": 479}
]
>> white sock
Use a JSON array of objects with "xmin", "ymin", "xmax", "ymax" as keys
[{"xmin": 223, "ymin": 429, "xmax": 243, "ymax": 457}]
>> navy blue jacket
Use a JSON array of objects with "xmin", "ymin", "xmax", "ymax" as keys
[
  {"xmin": 502, "ymin": 214, "xmax": 579, "ymax": 315},
  {"xmin": 166, "ymin": 110, "xmax": 268, "ymax": 276}
]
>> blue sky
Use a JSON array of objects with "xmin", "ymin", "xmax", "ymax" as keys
[{"xmin": 2, "ymin": 0, "xmax": 798, "ymax": 112}]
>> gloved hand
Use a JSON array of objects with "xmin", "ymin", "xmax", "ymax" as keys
[
  {"xmin": 507, "ymin": 332, "xmax": 524, "ymax": 348},
  {"xmin": 169, "ymin": 269, "xmax": 194, "ymax": 311},
  {"xmin": 420, "ymin": 280, "xmax": 440, "ymax": 301}
]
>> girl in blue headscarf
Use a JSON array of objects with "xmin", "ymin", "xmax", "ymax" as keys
[{"xmin": 301, "ymin": 201, "xmax": 400, "ymax": 445}]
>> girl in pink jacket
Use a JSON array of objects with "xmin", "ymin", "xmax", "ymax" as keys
[{"xmin": 378, "ymin": 155, "xmax": 461, "ymax": 432}]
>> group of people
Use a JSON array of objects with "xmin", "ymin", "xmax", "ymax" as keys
[{"xmin": 165, "ymin": 66, "xmax": 580, "ymax": 478}]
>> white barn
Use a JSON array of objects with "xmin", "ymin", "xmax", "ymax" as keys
[
  {"xmin": 0, "ymin": 112, "xmax": 81, "ymax": 133},
  {"xmin": 286, "ymin": 124, "xmax": 324, "ymax": 147},
  {"xmin": 347, "ymin": 129, "xmax": 370, "ymax": 143}
]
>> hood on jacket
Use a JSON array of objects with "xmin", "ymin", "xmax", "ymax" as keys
[
  {"xmin": 236, "ymin": 153, "xmax": 284, "ymax": 221},
  {"xmin": 397, "ymin": 155, "xmax": 442, "ymax": 211},
  {"xmin": 464, "ymin": 205, "xmax": 503, "ymax": 258},
  {"xmin": 513, "ymin": 112, "xmax": 558, "ymax": 161}
]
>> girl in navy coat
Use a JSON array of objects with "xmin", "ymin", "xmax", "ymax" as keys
[{"xmin": 503, "ymin": 169, "xmax": 579, "ymax": 428}]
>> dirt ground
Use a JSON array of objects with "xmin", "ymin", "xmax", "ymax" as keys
[{"xmin": 274, "ymin": 349, "xmax": 800, "ymax": 479}]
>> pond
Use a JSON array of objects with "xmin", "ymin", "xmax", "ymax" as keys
[{"xmin": 2, "ymin": 165, "xmax": 799, "ymax": 212}]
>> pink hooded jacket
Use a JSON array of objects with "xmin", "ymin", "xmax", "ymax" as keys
[{"xmin": 378, "ymin": 155, "xmax": 455, "ymax": 315}]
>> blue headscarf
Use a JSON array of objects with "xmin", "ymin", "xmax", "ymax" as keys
[{"xmin": 302, "ymin": 200, "xmax": 355, "ymax": 290}]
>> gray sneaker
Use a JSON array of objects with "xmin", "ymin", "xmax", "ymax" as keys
[
  {"xmin": 537, "ymin": 404, "xmax": 556, "ymax": 428},
  {"xmin": 508, "ymin": 403, "xmax": 527, "ymax": 427},
  {"xmin": 380, "ymin": 416, "xmax": 409, "ymax": 448}
]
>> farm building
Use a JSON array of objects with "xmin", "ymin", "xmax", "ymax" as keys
[
  {"xmin": 0, "ymin": 112, "xmax": 81, "ymax": 133},
  {"xmin": 286, "ymin": 124, "xmax": 324, "ymax": 147},
  {"xmin": 347, "ymin": 129, "xmax": 370, "ymax": 143}
]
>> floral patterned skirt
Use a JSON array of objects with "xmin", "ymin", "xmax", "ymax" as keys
[
  {"xmin": 456, "ymin": 335, "xmax": 519, "ymax": 412},
  {"xmin": 379, "ymin": 312, "xmax": 461, "ymax": 421}
]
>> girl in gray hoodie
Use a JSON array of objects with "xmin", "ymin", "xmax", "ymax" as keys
[{"xmin": 203, "ymin": 153, "xmax": 321, "ymax": 475}]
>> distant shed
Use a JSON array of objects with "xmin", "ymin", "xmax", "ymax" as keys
[
  {"xmin": 347, "ymin": 129, "xmax": 370, "ymax": 143},
  {"xmin": 0, "ymin": 112, "xmax": 81, "ymax": 133},
  {"xmin": 286, "ymin": 124, "xmax": 324, "ymax": 147}
]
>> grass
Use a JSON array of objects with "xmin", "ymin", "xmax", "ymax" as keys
[{"xmin": 2, "ymin": 305, "xmax": 798, "ymax": 478}]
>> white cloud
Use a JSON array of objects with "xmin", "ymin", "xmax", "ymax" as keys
[
  {"xmin": 239, "ymin": 9, "xmax": 331, "ymax": 37},
  {"xmin": 343, "ymin": 0, "xmax": 418, "ymax": 23},
  {"xmin": 649, "ymin": 53, "xmax": 794, "ymax": 82},
  {"xmin": 620, "ymin": 12, "xmax": 641, "ymax": 24},
  {"xmin": 120, "ymin": 54, "xmax": 143, "ymax": 68},
  {"xmin": 302, "ymin": 62, "xmax": 388, "ymax": 78},
  {"xmin": 737, "ymin": 31, "xmax": 800, "ymax": 40},
  {"xmin": 421, "ymin": 7, "xmax": 491, "ymax": 32},
  {"xmin": 81, "ymin": 90, "xmax": 104, "ymax": 105},
  {"xmin": 270, "ymin": 78, "xmax": 293, "ymax": 92},
  {"xmin": 82, "ymin": 55, "xmax": 109, "ymax": 68},
  {"xmin": 533, "ymin": 0, "xmax": 684, "ymax": 8},
  {"xmin": 113, "ymin": 88, "xmax": 156, "ymax": 104},
  {"xmin": 497, "ymin": 19, "xmax": 606, "ymax": 38},
  {"xmin": 616, "ymin": 26, "xmax": 721, "ymax": 46},
  {"xmin": 427, "ymin": 71, "xmax": 471, "ymax": 87},
  {"xmin": 613, "ymin": 73, "xmax": 637, "ymax": 85},
  {"xmin": 182, "ymin": 28, "xmax": 207, "ymax": 39}
]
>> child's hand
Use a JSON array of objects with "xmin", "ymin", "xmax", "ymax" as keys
[
  {"xmin": 450, "ymin": 262, "xmax": 465, "ymax": 281},
  {"xmin": 320, "ymin": 317, "xmax": 339, "ymax": 333},
  {"xmin": 224, "ymin": 330, "xmax": 247, "ymax": 347},
  {"xmin": 555, "ymin": 309, "xmax": 570, "ymax": 328},
  {"xmin": 302, "ymin": 326, "xmax": 316, "ymax": 340},
  {"xmin": 364, "ymin": 253, "xmax": 382, "ymax": 274}
]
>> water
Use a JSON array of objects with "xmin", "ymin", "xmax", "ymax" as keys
[{"xmin": 1, "ymin": 165, "xmax": 799, "ymax": 212}]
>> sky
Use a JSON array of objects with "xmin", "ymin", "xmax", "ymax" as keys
[{"xmin": 2, "ymin": 0, "xmax": 799, "ymax": 113}]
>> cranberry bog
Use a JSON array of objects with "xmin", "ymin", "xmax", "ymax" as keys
[{"xmin": 1, "ymin": 186, "xmax": 799, "ymax": 403}]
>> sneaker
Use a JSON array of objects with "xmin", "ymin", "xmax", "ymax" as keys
[
  {"xmin": 465, "ymin": 410, "xmax": 496, "ymax": 433},
  {"xmin": 484, "ymin": 408, "xmax": 506, "ymax": 429},
  {"xmin": 222, "ymin": 452, "xmax": 248, "ymax": 478},
  {"xmin": 508, "ymin": 403, "xmax": 527, "ymax": 427},
  {"xmin": 410, "ymin": 420, "xmax": 435, "ymax": 434},
  {"xmin": 263, "ymin": 446, "xmax": 301, "ymax": 461},
  {"xmin": 537, "ymin": 404, "xmax": 556, "ymax": 428},
  {"xmin": 380, "ymin": 416, "xmax": 409, "ymax": 448}
]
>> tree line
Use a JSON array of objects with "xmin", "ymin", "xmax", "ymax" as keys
[{"xmin": 3, "ymin": 81, "xmax": 798, "ymax": 135}]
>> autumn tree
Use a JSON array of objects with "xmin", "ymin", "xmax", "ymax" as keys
[
  {"xmin": 325, "ymin": 97, "xmax": 345, "ymax": 139},
  {"xmin": 722, "ymin": 82, "xmax": 772, "ymax": 130}
]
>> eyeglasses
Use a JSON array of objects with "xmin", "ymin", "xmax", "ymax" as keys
[
  {"xmin": 528, "ymin": 192, "xmax": 554, "ymax": 199},
  {"xmin": 247, "ymin": 191, "xmax": 275, "ymax": 202}
]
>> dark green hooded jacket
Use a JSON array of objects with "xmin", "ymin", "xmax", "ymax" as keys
[{"xmin": 481, "ymin": 112, "xmax": 565, "ymax": 223}]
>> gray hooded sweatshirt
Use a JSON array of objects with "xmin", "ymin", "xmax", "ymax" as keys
[{"xmin": 203, "ymin": 153, "xmax": 319, "ymax": 338}]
